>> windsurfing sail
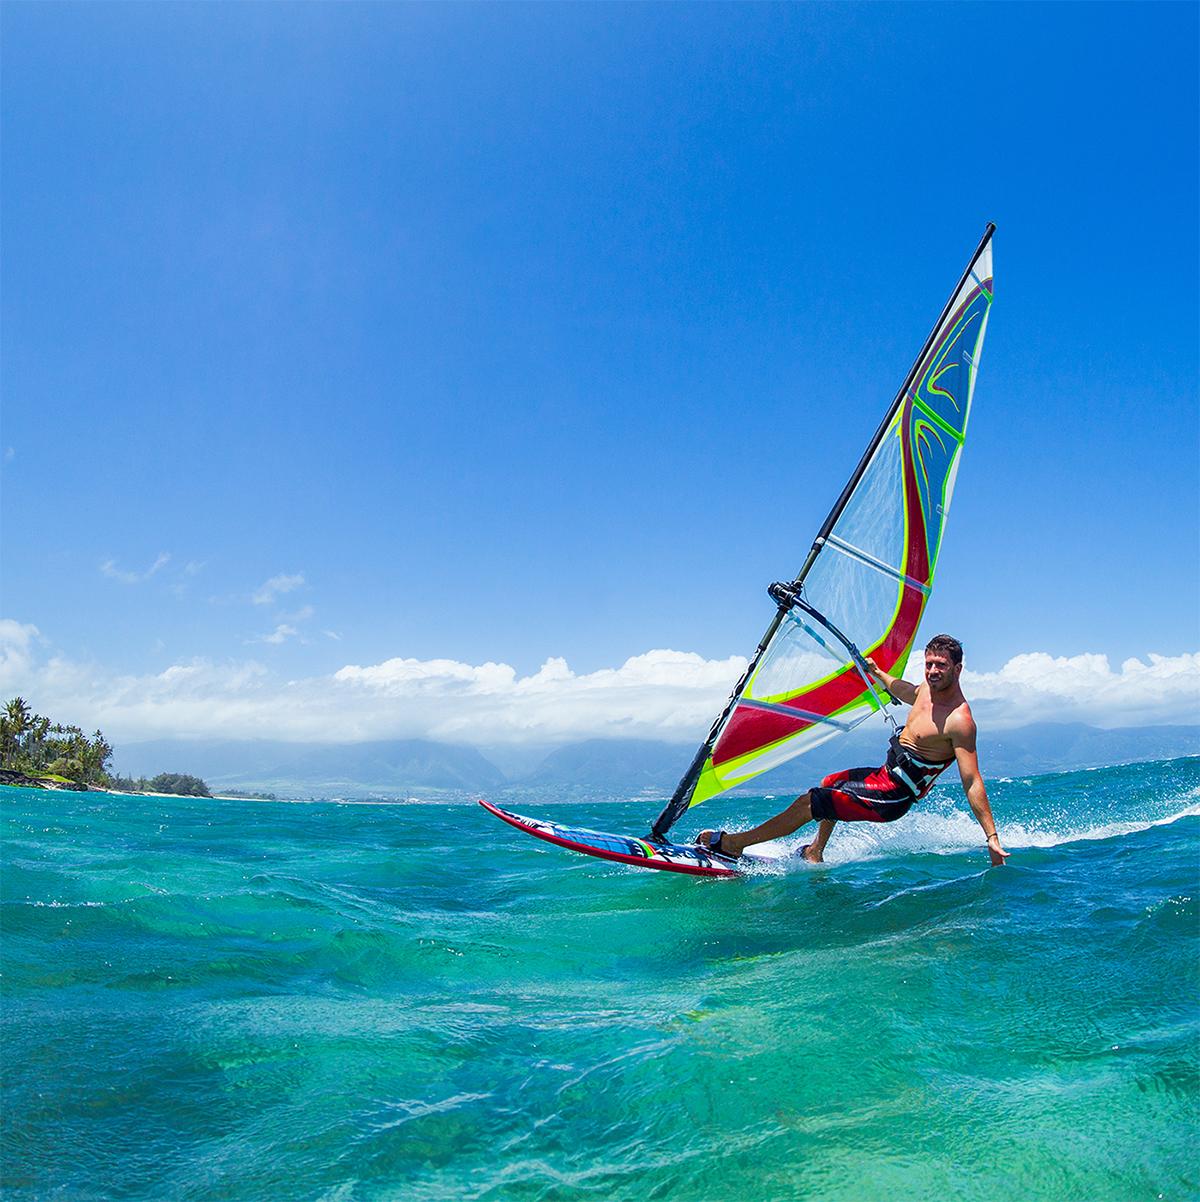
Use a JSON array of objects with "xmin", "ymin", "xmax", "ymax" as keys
[{"xmin": 651, "ymin": 225, "xmax": 995, "ymax": 840}]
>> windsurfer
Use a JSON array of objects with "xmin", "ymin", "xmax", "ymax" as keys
[{"xmin": 696, "ymin": 635, "xmax": 1009, "ymax": 866}]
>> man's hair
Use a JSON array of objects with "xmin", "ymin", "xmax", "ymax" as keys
[{"xmin": 925, "ymin": 634, "xmax": 963, "ymax": 666}]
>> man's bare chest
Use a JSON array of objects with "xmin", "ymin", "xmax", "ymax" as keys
[{"xmin": 900, "ymin": 696, "xmax": 957, "ymax": 759}]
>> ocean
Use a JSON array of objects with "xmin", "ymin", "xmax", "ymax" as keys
[{"xmin": 3, "ymin": 756, "xmax": 1197, "ymax": 1201}]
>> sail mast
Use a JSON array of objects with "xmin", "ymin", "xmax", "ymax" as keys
[
  {"xmin": 650, "ymin": 224, "xmax": 995, "ymax": 841},
  {"xmin": 650, "ymin": 611, "xmax": 786, "ymax": 839}
]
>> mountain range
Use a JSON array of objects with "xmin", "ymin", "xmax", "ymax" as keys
[{"xmin": 115, "ymin": 724, "xmax": 1200, "ymax": 799}]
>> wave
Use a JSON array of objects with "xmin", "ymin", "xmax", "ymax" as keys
[{"xmin": 739, "ymin": 786, "xmax": 1200, "ymax": 869}]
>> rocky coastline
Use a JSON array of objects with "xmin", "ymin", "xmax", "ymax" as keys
[{"xmin": 0, "ymin": 767, "xmax": 98, "ymax": 792}]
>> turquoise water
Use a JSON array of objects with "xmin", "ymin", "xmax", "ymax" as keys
[{"xmin": 3, "ymin": 757, "xmax": 1198, "ymax": 1201}]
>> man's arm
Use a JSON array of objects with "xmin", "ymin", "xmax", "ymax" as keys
[
  {"xmin": 951, "ymin": 722, "xmax": 1008, "ymax": 866},
  {"xmin": 863, "ymin": 657, "xmax": 918, "ymax": 705}
]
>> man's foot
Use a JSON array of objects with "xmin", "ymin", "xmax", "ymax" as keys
[
  {"xmin": 800, "ymin": 843, "xmax": 824, "ymax": 864},
  {"xmin": 695, "ymin": 829, "xmax": 739, "ymax": 860}
]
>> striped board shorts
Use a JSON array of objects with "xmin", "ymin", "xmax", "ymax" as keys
[{"xmin": 808, "ymin": 740, "xmax": 952, "ymax": 823}]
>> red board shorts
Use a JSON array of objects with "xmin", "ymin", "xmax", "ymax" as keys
[{"xmin": 809, "ymin": 763, "xmax": 918, "ymax": 823}]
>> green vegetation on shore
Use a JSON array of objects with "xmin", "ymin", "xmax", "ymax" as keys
[
  {"xmin": 0, "ymin": 697, "xmax": 210, "ymax": 795},
  {"xmin": 142, "ymin": 773, "xmax": 211, "ymax": 798},
  {"xmin": 1, "ymin": 697, "xmax": 113, "ymax": 785},
  {"xmin": 106, "ymin": 772, "xmax": 212, "ymax": 797}
]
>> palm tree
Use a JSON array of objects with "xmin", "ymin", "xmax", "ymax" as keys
[
  {"xmin": 1, "ymin": 698, "xmax": 31, "ymax": 766},
  {"xmin": 22, "ymin": 715, "xmax": 52, "ymax": 773},
  {"xmin": 4, "ymin": 697, "xmax": 30, "ymax": 736},
  {"xmin": 87, "ymin": 730, "xmax": 114, "ymax": 784}
]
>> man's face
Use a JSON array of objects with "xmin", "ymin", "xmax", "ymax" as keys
[{"xmin": 924, "ymin": 652, "xmax": 960, "ymax": 693}]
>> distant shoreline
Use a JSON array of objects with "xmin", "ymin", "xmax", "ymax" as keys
[
  {"xmin": 0, "ymin": 772, "xmax": 273, "ymax": 802},
  {"xmin": 0, "ymin": 778, "xmax": 405, "ymax": 804}
]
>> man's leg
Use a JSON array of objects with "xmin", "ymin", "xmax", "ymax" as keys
[
  {"xmin": 699, "ymin": 792, "xmax": 816, "ymax": 857},
  {"xmin": 803, "ymin": 819, "xmax": 837, "ymax": 863}
]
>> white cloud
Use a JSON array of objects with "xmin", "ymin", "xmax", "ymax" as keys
[
  {"xmin": 100, "ymin": 552, "xmax": 171, "ymax": 584},
  {"xmin": 328, "ymin": 649, "xmax": 748, "ymax": 741},
  {"xmin": 963, "ymin": 652, "xmax": 1200, "ymax": 729},
  {"xmin": 0, "ymin": 625, "xmax": 1196, "ymax": 748},
  {"xmin": 248, "ymin": 605, "xmax": 314, "ymax": 645},
  {"xmin": 250, "ymin": 624, "xmax": 299, "ymax": 646},
  {"xmin": 0, "ymin": 619, "xmax": 40, "ymax": 683},
  {"xmin": 252, "ymin": 574, "xmax": 305, "ymax": 605},
  {"xmin": 334, "ymin": 656, "xmax": 518, "ymax": 692}
]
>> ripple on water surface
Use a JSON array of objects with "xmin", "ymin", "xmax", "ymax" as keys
[{"xmin": 2, "ymin": 762, "xmax": 1198, "ymax": 1201}]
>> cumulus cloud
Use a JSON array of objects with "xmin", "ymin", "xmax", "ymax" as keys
[
  {"xmin": 328, "ymin": 649, "xmax": 748, "ymax": 741},
  {"xmin": 100, "ymin": 552, "xmax": 170, "ymax": 584},
  {"xmin": 0, "ymin": 619, "xmax": 40, "ymax": 681},
  {"xmin": 0, "ymin": 624, "xmax": 1195, "ymax": 748},
  {"xmin": 334, "ymin": 656, "xmax": 518, "ymax": 692},
  {"xmin": 963, "ymin": 652, "xmax": 1200, "ymax": 729},
  {"xmin": 252, "ymin": 574, "xmax": 305, "ymax": 605}
]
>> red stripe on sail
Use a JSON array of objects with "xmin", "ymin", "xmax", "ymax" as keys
[
  {"xmin": 711, "ymin": 577, "xmax": 928, "ymax": 766},
  {"xmin": 712, "ymin": 703, "xmax": 814, "ymax": 764}
]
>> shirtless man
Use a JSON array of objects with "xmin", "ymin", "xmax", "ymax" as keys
[{"xmin": 696, "ymin": 634, "xmax": 1009, "ymax": 867}]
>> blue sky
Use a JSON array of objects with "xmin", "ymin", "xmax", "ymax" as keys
[{"xmin": 2, "ymin": 2, "xmax": 1197, "ymax": 746}]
